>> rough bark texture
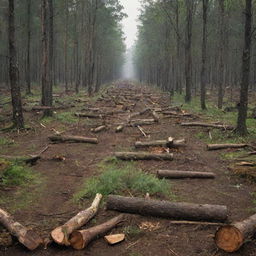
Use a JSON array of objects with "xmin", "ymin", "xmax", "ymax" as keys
[
  {"xmin": 114, "ymin": 152, "xmax": 174, "ymax": 161},
  {"xmin": 69, "ymin": 214, "xmax": 124, "ymax": 250},
  {"xmin": 135, "ymin": 139, "xmax": 185, "ymax": 149},
  {"xmin": 8, "ymin": 0, "xmax": 24, "ymax": 129},
  {"xmin": 215, "ymin": 213, "xmax": 256, "ymax": 252},
  {"xmin": 207, "ymin": 144, "xmax": 247, "ymax": 151},
  {"xmin": 181, "ymin": 122, "xmax": 234, "ymax": 130},
  {"xmin": 49, "ymin": 135, "xmax": 98, "ymax": 144},
  {"xmin": 157, "ymin": 170, "xmax": 215, "ymax": 179},
  {"xmin": 0, "ymin": 208, "xmax": 42, "ymax": 250},
  {"xmin": 106, "ymin": 196, "xmax": 228, "ymax": 222},
  {"xmin": 236, "ymin": 0, "xmax": 252, "ymax": 135},
  {"xmin": 51, "ymin": 193, "xmax": 102, "ymax": 246}
]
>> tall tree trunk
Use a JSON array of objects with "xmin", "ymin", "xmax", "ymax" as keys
[
  {"xmin": 200, "ymin": 0, "xmax": 208, "ymax": 110},
  {"xmin": 184, "ymin": 0, "xmax": 193, "ymax": 102},
  {"xmin": 26, "ymin": 0, "xmax": 31, "ymax": 95},
  {"xmin": 217, "ymin": 0, "xmax": 225, "ymax": 109},
  {"xmin": 64, "ymin": 0, "xmax": 68, "ymax": 92},
  {"xmin": 8, "ymin": 0, "xmax": 24, "ymax": 129},
  {"xmin": 236, "ymin": 0, "xmax": 252, "ymax": 135}
]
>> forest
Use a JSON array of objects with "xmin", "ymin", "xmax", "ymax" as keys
[{"xmin": 0, "ymin": 0, "xmax": 256, "ymax": 256}]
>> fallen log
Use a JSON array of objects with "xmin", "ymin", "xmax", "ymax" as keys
[
  {"xmin": 51, "ymin": 193, "xmax": 102, "ymax": 246},
  {"xmin": 162, "ymin": 111, "xmax": 192, "ymax": 117},
  {"xmin": 106, "ymin": 195, "xmax": 228, "ymax": 222},
  {"xmin": 207, "ymin": 144, "xmax": 248, "ymax": 151},
  {"xmin": 135, "ymin": 138, "xmax": 185, "ymax": 149},
  {"xmin": 157, "ymin": 170, "xmax": 215, "ymax": 179},
  {"xmin": 215, "ymin": 213, "xmax": 256, "ymax": 252},
  {"xmin": 49, "ymin": 135, "xmax": 98, "ymax": 144},
  {"xmin": 91, "ymin": 125, "xmax": 106, "ymax": 133},
  {"xmin": 69, "ymin": 214, "xmax": 124, "ymax": 250},
  {"xmin": 129, "ymin": 119, "xmax": 156, "ymax": 127},
  {"xmin": 114, "ymin": 152, "xmax": 173, "ymax": 161},
  {"xmin": 181, "ymin": 122, "xmax": 234, "ymax": 130},
  {"xmin": 0, "ymin": 155, "xmax": 41, "ymax": 165},
  {"xmin": 75, "ymin": 112, "xmax": 102, "ymax": 118},
  {"xmin": 0, "ymin": 208, "xmax": 42, "ymax": 250}
]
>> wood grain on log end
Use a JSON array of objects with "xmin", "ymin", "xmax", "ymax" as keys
[
  {"xmin": 215, "ymin": 225, "xmax": 243, "ymax": 252},
  {"xmin": 69, "ymin": 231, "xmax": 84, "ymax": 250}
]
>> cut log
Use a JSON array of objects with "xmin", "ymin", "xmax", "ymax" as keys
[
  {"xmin": 207, "ymin": 144, "xmax": 248, "ymax": 151},
  {"xmin": 75, "ymin": 112, "xmax": 102, "ymax": 118},
  {"xmin": 157, "ymin": 170, "xmax": 215, "ymax": 179},
  {"xmin": 51, "ymin": 193, "xmax": 102, "ymax": 246},
  {"xmin": 32, "ymin": 106, "xmax": 54, "ymax": 111},
  {"xmin": 69, "ymin": 214, "xmax": 125, "ymax": 250},
  {"xmin": 0, "ymin": 208, "xmax": 42, "ymax": 250},
  {"xmin": 162, "ymin": 111, "xmax": 192, "ymax": 117},
  {"xmin": 91, "ymin": 125, "xmax": 106, "ymax": 133},
  {"xmin": 181, "ymin": 122, "xmax": 234, "ymax": 130},
  {"xmin": 137, "ymin": 125, "xmax": 148, "ymax": 137},
  {"xmin": 130, "ymin": 119, "xmax": 156, "ymax": 127},
  {"xmin": 104, "ymin": 234, "xmax": 125, "ymax": 245},
  {"xmin": 215, "ymin": 213, "xmax": 256, "ymax": 252},
  {"xmin": 49, "ymin": 135, "xmax": 98, "ymax": 144},
  {"xmin": 0, "ymin": 155, "xmax": 41, "ymax": 165},
  {"xmin": 134, "ymin": 139, "xmax": 185, "ymax": 149},
  {"xmin": 115, "ymin": 125, "xmax": 124, "ymax": 133},
  {"xmin": 114, "ymin": 152, "xmax": 173, "ymax": 161},
  {"xmin": 106, "ymin": 195, "xmax": 228, "ymax": 222}
]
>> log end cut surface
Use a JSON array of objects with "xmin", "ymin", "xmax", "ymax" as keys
[
  {"xmin": 69, "ymin": 231, "xmax": 85, "ymax": 250},
  {"xmin": 51, "ymin": 227, "xmax": 66, "ymax": 245},
  {"xmin": 215, "ymin": 225, "xmax": 243, "ymax": 252}
]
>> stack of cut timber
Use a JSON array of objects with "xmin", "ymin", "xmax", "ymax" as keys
[{"xmin": 106, "ymin": 196, "xmax": 228, "ymax": 222}]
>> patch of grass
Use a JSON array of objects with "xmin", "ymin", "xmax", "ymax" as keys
[
  {"xmin": 124, "ymin": 225, "xmax": 142, "ymax": 238},
  {"xmin": 55, "ymin": 111, "xmax": 78, "ymax": 124},
  {"xmin": 0, "ymin": 137, "xmax": 14, "ymax": 146},
  {"xmin": 74, "ymin": 159, "xmax": 173, "ymax": 201},
  {"xmin": 1, "ymin": 160, "xmax": 39, "ymax": 186}
]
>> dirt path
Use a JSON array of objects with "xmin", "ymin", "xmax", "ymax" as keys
[{"xmin": 0, "ymin": 82, "xmax": 256, "ymax": 256}]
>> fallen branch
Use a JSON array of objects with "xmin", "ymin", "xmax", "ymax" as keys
[
  {"xmin": 137, "ymin": 125, "xmax": 148, "ymax": 137},
  {"xmin": 114, "ymin": 152, "xmax": 173, "ymax": 161},
  {"xmin": 75, "ymin": 112, "xmax": 102, "ymax": 118},
  {"xmin": 135, "ymin": 138, "xmax": 185, "ymax": 149},
  {"xmin": 0, "ymin": 155, "xmax": 41, "ymax": 165},
  {"xmin": 207, "ymin": 144, "xmax": 248, "ymax": 151},
  {"xmin": 181, "ymin": 122, "xmax": 234, "ymax": 130},
  {"xmin": 91, "ymin": 125, "xmax": 106, "ymax": 133},
  {"xmin": 157, "ymin": 170, "xmax": 215, "ymax": 179},
  {"xmin": 69, "ymin": 214, "xmax": 125, "ymax": 250},
  {"xmin": 106, "ymin": 195, "xmax": 228, "ymax": 222},
  {"xmin": 49, "ymin": 135, "xmax": 98, "ymax": 144},
  {"xmin": 51, "ymin": 193, "xmax": 102, "ymax": 246},
  {"xmin": 0, "ymin": 208, "xmax": 42, "ymax": 250},
  {"xmin": 170, "ymin": 220, "xmax": 224, "ymax": 226},
  {"xmin": 129, "ymin": 119, "xmax": 156, "ymax": 127},
  {"xmin": 215, "ymin": 213, "xmax": 256, "ymax": 252}
]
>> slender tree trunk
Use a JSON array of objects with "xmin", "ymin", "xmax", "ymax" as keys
[
  {"xmin": 26, "ymin": 0, "xmax": 31, "ymax": 95},
  {"xmin": 64, "ymin": 0, "xmax": 68, "ymax": 92},
  {"xmin": 217, "ymin": 0, "xmax": 225, "ymax": 109},
  {"xmin": 236, "ymin": 0, "xmax": 252, "ymax": 135},
  {"xmin": 185, "ymin": 0, "xmax": 193, "ymax": 102},
  {"xmin": 200, "ymin": 0, "xmax": 208, "ymax": 110},
  {"xmin": 8, "ymin": 0, "xmax": 24, "ymax": 129}
]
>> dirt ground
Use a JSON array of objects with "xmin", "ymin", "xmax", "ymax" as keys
[{"xmin": 0, "ymin": 82, "xmax": 256, "ymax": 256}]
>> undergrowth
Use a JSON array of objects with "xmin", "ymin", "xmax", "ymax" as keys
[{"xmin": 74, "ymin": 158, "xmax": 173, "ymax": 201}]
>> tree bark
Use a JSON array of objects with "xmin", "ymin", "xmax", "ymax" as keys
[
  {"xmin": 236, "ymin": 0, "xmax": 252, "ymax": 135},
  {"xmin": 106, "ymin": 195, "xmax": 228, "ymax": 222},
  {"xmin": 26, "ymin": 0, "xmax": 31, "ymax": 95},
  {"xmin": 69, "ymin": 214, "xmax": 124, "ymax": 250},
  {"xmin": 215, "ymin": 213, "xmax": 256, "ymax": 252},
  {"xmin": 114, "ymin": 152, "xmax": 173, "ymax": 161},
  {"xmin": 207, "ymin": 144, "xmax": 247, "ymax": 151},
  {"xmin": 49, "ymin": 135, "xmax": 98, "ymax": 144},
  {"xmin": 0, "ymin": 208, "xmax": 42, "ymax": 250},
  {"xmin": 181, "ymin": 122, "xmax": 234, "ymax": 130},
  {"xmin": 51, "ymin": 193, "xmax": 102, "ymax": 246},
  {"xmin": 129, "ymin": 119, "xmax": 157, "ymax": 127},
  {"xmin": 157, "ymin": 170, "xmax": 215, "ymax": 179},
  {"xmin": 8, "ymin": 0, "xmax": 24, "ymax": 129},
  {"xmin": 135, "ymin": 139, "xmax": 185, "ymax": 148}
]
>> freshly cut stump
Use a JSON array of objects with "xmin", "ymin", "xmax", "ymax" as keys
[
  {"xmin": 0, "ymin": 208, "xmax": 42, "ymax": 250},
  {"xmin": 114, "ymin": 152, "xmax": 173, "ymax": 161},
  {"xmin": 69, "ymin": 214, "xmax": 124, "ymax": 250},
  {"xmin": 106, "ymin": 196, "xmax": 228, "ymax": 222},
  {"xmin": 215, "ymin": 214, "xmax": 256, "ymax": 252},
  {"xmin": 51, "ymin": 193, "xmax": 102, "ymax": 246},
  {"xmin": 157, "ymin": 170, "xmax": 215, "ymax": 179}
]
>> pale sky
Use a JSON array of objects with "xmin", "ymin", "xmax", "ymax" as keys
[{"xmin": 119, "ymin": 0, "xmax": 141, "ymax": 49}]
